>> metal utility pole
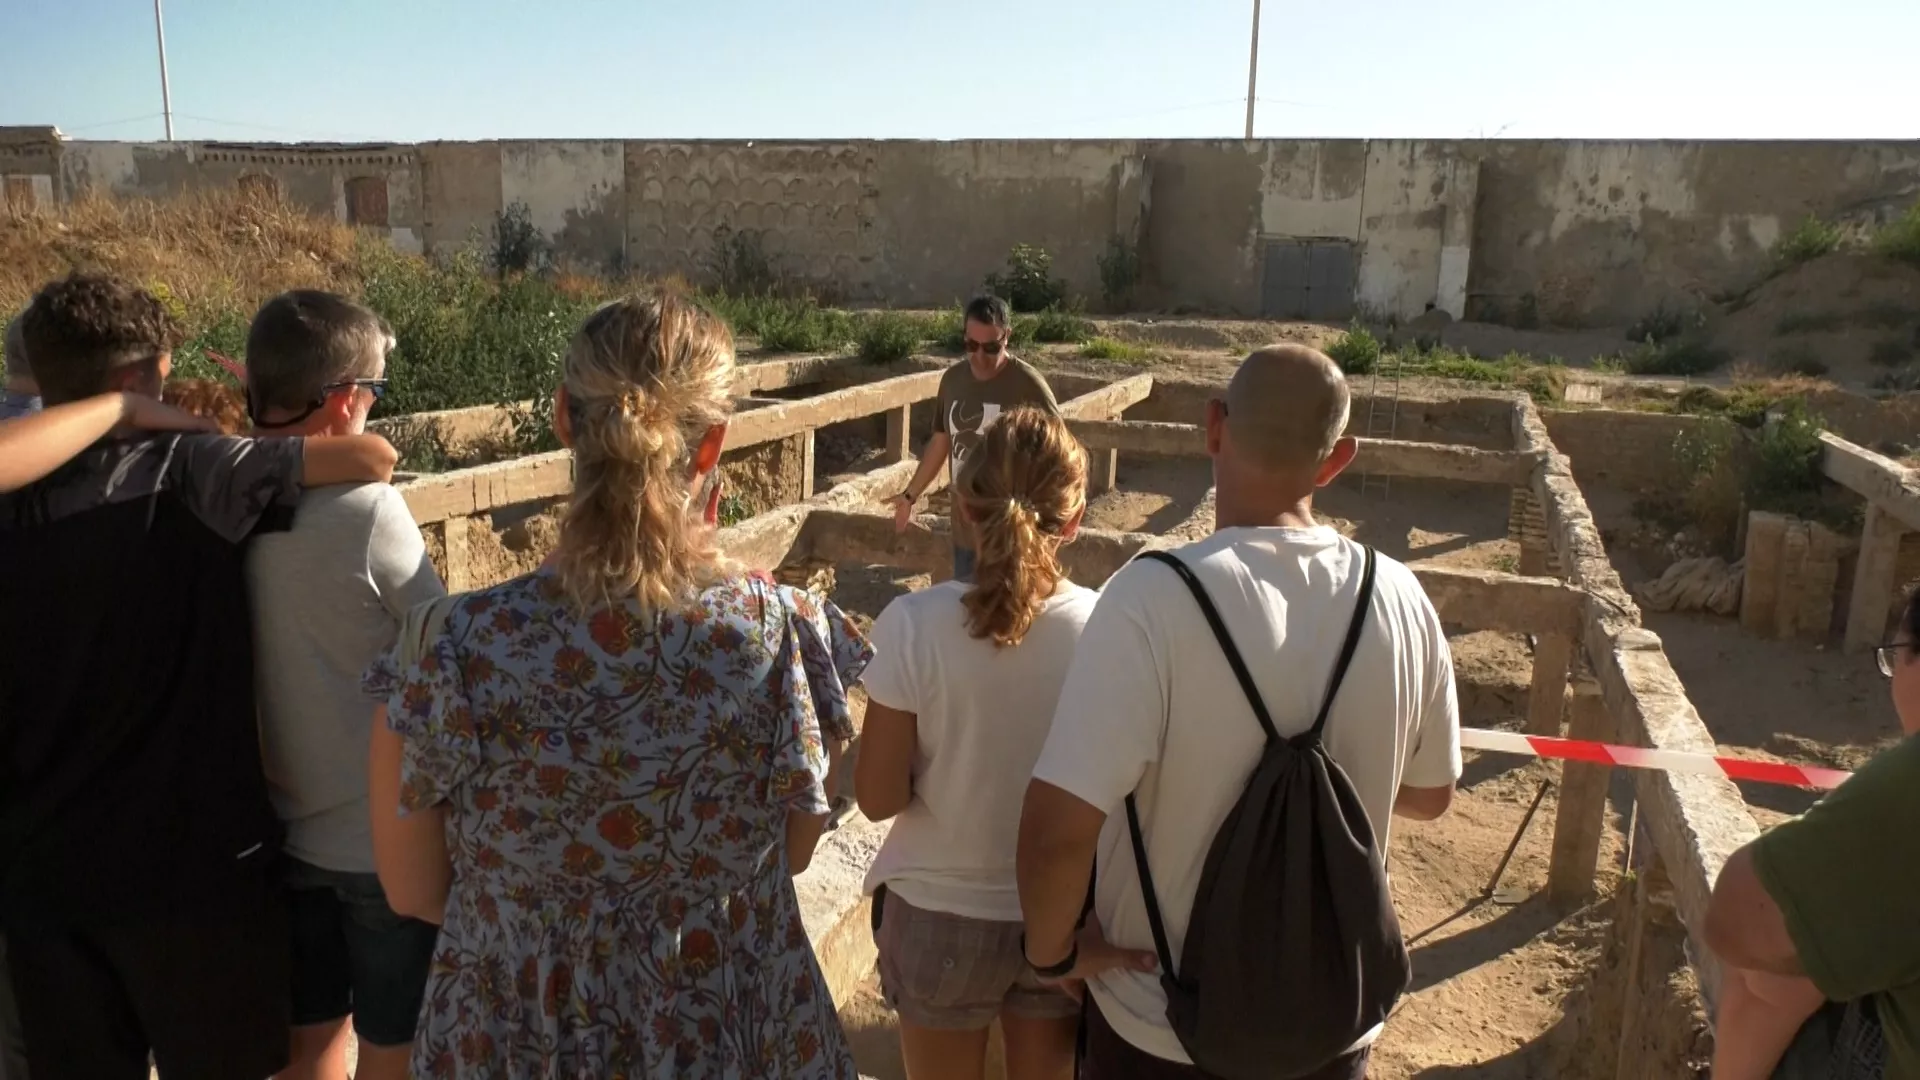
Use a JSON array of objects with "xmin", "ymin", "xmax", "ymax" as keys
[
  {"xmin": 153, "ymin": 0, "xmax": 174, "ymax": 141},
  {"xmin": 1243, "ymin": 0, "xmax": 1262, "ymax": 139}
]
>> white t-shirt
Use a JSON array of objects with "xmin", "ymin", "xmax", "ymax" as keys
[
  {"xmin": 1031, "ymin": 526, "xmax": 1461, "ymax": 1064},
  {"xmin": 248, "ymin": 483, "xmax": 446, "ymax": 873},
  {"xmin": 861, "ymin": 580, "xmax": 1100, "ymax": 922}
]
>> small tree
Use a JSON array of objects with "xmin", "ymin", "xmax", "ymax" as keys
[
  {"xmin": 1097, "ymin": 235, "xmax": 1141, "ymax": 312},
  {"xmin": 985, "ymin": 244, "xmax": 1067, "ymax": 313},
  {"xmin": 490, "ymin": 201, "xmax": 544, "ymax": 277}
]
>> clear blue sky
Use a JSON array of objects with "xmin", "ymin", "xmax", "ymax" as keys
[{"xmin": 4, "ymin": 0, "xmax": 1916, "ymax": 143}]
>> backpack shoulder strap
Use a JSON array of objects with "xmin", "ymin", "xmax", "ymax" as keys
[
  {"xmin": 1304, "ymin": 545, "xmax": 1377, "ymax": 743},
  {"xmin": 1135, "ymin": 550, "xmax": 1278, "ymax": 741}
]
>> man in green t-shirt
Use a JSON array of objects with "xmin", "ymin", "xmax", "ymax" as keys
[
  {"xmin": 889, "ymin": 295, "xmax": 1059, "ymax": 581},
  {"xmin": 1707, "ymin": 595, "xmax": 1920, "ymax": 1080}
]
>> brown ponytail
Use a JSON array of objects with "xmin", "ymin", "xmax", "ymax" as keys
[
  {"xmin": 959, "ymin": 407, "xmax": 1089, "ymax": 647},
  {"xmin": 551, "ymin": 289, "xmax": 737, "ymax": 616}
]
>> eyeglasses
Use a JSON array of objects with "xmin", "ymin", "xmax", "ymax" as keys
[
  {"xmin": 249, "ymin": 378, "xmax": 389, "ymax": 427},
  {"xmin": 964, "ymin": 338, "xmax": 1006, "ymax": 357},
  {"xmin": 1875, "ymin": 642, "xmax": 1913, "ymax": 678}
]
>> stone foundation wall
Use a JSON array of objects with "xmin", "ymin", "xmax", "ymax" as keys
[{"xmin": 1740, "ymin": 511, "xmax": 1855, "ymax": 642}]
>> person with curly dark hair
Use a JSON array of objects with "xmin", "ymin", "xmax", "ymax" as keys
[{"xmin": 0, "ymin": 272, "xmax": 400, "ymax": 1080}]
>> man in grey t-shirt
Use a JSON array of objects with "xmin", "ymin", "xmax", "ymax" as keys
[
  {"xmin": 243, "ymin": 291, "xmax": 444, "ymax": 1080},
  {"xmin": 889, "ymin": 295, "xmax": 1060, "ymax": 580}
]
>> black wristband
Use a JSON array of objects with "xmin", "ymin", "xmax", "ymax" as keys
[
  {"xmin": 1022, "ymin": 933, "xmax": 1077, "ymax": 978},
  {"xmin": 900, "ymin": 488, "xmax": 920, "ymax": 505}
]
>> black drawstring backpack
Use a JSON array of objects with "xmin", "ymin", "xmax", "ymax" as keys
[{"xmin": 1124, "ymin": 548, "xmax": 1410, "ymax": 1080}]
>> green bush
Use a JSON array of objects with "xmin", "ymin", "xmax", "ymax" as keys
[
  {"xmin": 927, "ymin": 307, "xmax": 966, "ymax": 351},
  {"xmin": 1082, "ymin": 337, "xmax": 1152, "ymax": 362},
  {"xmin": 1775, "ymin": 311, "xmax": 1843, "ymax": 335},
  {"xmin": 1621, "ymin": 336, "xmax": 1731, "ymax": 377},
  {"xmin": 985, "ymin": 244, "xmax": 1068, "ymax": 313},
  {"xmin": 1625, "ymin": 304, "xmax": 1700, "ymax": 344},
  {"xmin": 1873, "ymin": 204, "xmax": 1920, "ymax": 267},
  {"xmin": 855, "ymin": 312, "xmax": 925, "ymax": 364},
  {"xmin": 755, "ymin": 300, "xmax": 853, "ymax": 353},
  {"xmin": 708, "ymin": 226, "xmax": 778, "ymax": 296},
  {"xmin": 1097, "ymin": 235, "xmax": 1141, "ymax": 312},
  {"xmin": 491, "ymin": 201, "xmax": 544, "ymax": 276},
  {"xmin": 1026, "ymin": 306, "xmax": 1095, "ymax": 344},
  {"xmin": 1326, "ymin": 325, "xmax": 1381, "ymax": 375},
  {"xmin": 1775, "ymin": 215, "xmax": 1844, "ymax": 267},
  {"xmin": 1746, "ymin": 400, "xmax": 1829, "ymax": 516}
]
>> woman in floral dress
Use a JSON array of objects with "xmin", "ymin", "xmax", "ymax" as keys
[{"xmin": 364, "ymin": 290, "xmax": 870, "ymax": 1079}]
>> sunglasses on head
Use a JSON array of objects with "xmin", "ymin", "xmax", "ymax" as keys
[{"xmin": 964, "ymin": 338, "xmax": 1005, "ymax": 356}]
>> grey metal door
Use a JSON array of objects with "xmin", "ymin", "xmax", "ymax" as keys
[{"xmin": 1261, "ymin": 240, "xmax": 1356, "ymax": 321}]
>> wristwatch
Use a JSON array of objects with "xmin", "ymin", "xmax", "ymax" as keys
[
  {"xmin": 1021, "ymin": 933, "xmax": 1078, "ymax": 978},
  {"xmin": 898, "ymin": 488, "xmax": 920, "ymax": 506}
]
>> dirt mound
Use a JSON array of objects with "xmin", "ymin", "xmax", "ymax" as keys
[
  {"xmin": 1712, "ymin": 253, "xmax": 1920, "ymax": 388},
  {"xmin": 0, "ymin": 191, "xmax": 362, "ymax": 320}
]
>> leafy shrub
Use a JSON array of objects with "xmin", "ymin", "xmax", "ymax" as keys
[
  {"xmin": 1097, "ymin": 235, "xmax": 1141, "ymax": 312},
  {"xmin": 1082, "ymin": 337, "xmax": 1152, "ymax": 362},
  {"xmin": 985, "ymin": 244, "xmax": 1068, "ymax": 313},
  {"xmin": 855, "ymin": 311, "xmax": 925, "ymax": 364},
  {"xmin": 1621, "ymin": 336, "xmax": 1731, "ymax": 377},
  {"xmin": 1774, "ymin": 311, "xmax": 1843, "ymax": 335},
  {"xmin": 1326, "ymin": 325, "xmax": 1381, "ymax": 375},
  {"xmin": 1746, "ymin": 399, "xmax": 1829, "ymax": 516},
  {"xmin": 1026, "ymin": 306, "xmax": 1095, "ymax": 344},
  {"xmin": 1869, "ymin": 337, "xmax": 1915, "ymax": 367},
  {"xmin": 1625, "ymin": 304, "xmax": 1700, "ymax": 344},
  {"xmin": 755, "ymin": 299, "xmax": 853, "ymax": 353},
  {"xmin": 491, "ymin": 201, "xmax": 544, "ymax": 276},
  {"xmin": 1873, "ymin": 204, "xmax": 1920, "ymax": 267},
  {"xmin": 708, "ymin": 226, "xmax": 778, "ymax": 296},
  {"xmin": 1775, "ymin": 215, "xmax": 1844, "ymax": 267},
  {"xmin": 927, "ymin": 306, "xmax": 966, "ymax": 351}
]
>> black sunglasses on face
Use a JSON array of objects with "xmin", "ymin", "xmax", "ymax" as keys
[
  {"xmin": 250, "ymin": 378, "xmax": 389, "ymax": 427},
  {"xmin": 964, "ymin": 338, "xmax": 1005, "ymax": 356}
]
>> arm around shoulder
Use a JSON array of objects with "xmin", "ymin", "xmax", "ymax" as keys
[{"xmin": 303, "ymin": 433, "xmax": 397, "ymax": 487}]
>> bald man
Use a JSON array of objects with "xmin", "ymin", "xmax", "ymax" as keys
[{"xmin": 1015, "ymin": 346, "xmax": 1462, "ymax": 1079}]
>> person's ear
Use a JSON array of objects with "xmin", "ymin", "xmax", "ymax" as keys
[
  {"xmin": 1204, "ymin": 398, "xmax": 1227, "ymax": 458},
  {"xmin": 692, "ymin": 423, "xmax": 727, "ymax": 478},
  {"xmin": 1315, "ymin": 436, "xmax": 1359, "ymax": 487},
  {"xmin": 327, "ymin": 388, "xmax": 356, "ymax": 430},
  {"xmin": 553, "ymin": 387, "xmax": 573, "ymax": 449}
]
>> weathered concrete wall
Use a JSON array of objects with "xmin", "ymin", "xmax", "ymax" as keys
[
  {"xmin": 13, "ymin": 129, "xmax": 1920, "ymax": 323},
  {"xmin": 1469, "ymin": 140, "xmax": 1920, "ymax": 326}
]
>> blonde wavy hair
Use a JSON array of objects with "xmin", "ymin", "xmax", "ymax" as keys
[
  {"xmin": 959, "ymin": 407, "xmax": 1088, "ymax": 647},
  {"xmin": 551, "ymin": 289, "xmax": 737, "ymax": 616}
]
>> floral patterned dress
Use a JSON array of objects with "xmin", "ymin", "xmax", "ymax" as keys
[{"xmin": 363, "ymin": 569, "xmax": 871, "ymax": 1080}]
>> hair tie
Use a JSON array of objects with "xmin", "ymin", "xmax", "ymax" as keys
[{"xmin": 617, "ymin": 388, "xmax": 648, "ymax": 416}]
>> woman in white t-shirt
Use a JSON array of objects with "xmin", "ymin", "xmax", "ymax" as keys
[{"xmin": 856, "ymin": 407, "xmax": 1137, "ymax": 1080}]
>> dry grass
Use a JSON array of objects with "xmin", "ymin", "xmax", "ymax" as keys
[{"xmin": 0, "ymin": 190, "xmax": 362, "ymax": 320}]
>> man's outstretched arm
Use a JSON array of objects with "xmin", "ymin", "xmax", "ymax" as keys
[
  {"xmin": 1017, "ymin": 779, "xmax": 1108, "ymax": 968},
  {"xmin": 0, "ymin": 392, "xmax": 213, "ymax": 492}
]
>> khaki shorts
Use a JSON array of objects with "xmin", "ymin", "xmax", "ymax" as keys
[{"xmin": 872, "ymin": 886, "xmax": 1079, "ymax": 1030}]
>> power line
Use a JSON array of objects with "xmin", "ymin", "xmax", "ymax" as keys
[
  {"xmin": 173, "ymin": 113, "xmax": 389, "ymax": 143},
  {"xmin": 62, "ymin": 113, "xmax": 166, "ymax": 133}
]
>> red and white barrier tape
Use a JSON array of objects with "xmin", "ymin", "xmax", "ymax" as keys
[{"xmin": 1460, "ymin": 727, "xmax": 1853, "ymax": 791}]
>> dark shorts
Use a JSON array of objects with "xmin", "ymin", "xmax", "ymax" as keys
[
  {"xmin": 284, "ymin": 858, "xmax": 439, "ymax": 1049},
  {"xmin": 952, "ymin": 545, "xmax": 977, "ymax": 583},
  {"xmin": 872, "ymin": 887, "xmax": 1078, "ymax": 1030},
  {"xmin": 3, "ymin": 864, "xmax": 290, "ymax": 1080},
  {"xmin": 1081, "ymin": 995, "xmax": 1370, "ymax": 1080}
]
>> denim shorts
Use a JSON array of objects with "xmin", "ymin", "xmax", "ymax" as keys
[
  {"xmin": 871, "ymin": 886, "xmax": 1078, "ymax": 1030},
  {"xmin": 283, "ymin": 858, "xmax": 439, "ymax": 1049},
  {"xmin": 952, "ymin": 545, "xmax": 977, "ymax": 583}
]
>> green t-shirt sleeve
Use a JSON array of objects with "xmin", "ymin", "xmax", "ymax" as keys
[{"xmin": 1751, "ymin": 734, "xmax": 1920, "ymax": 1001}]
